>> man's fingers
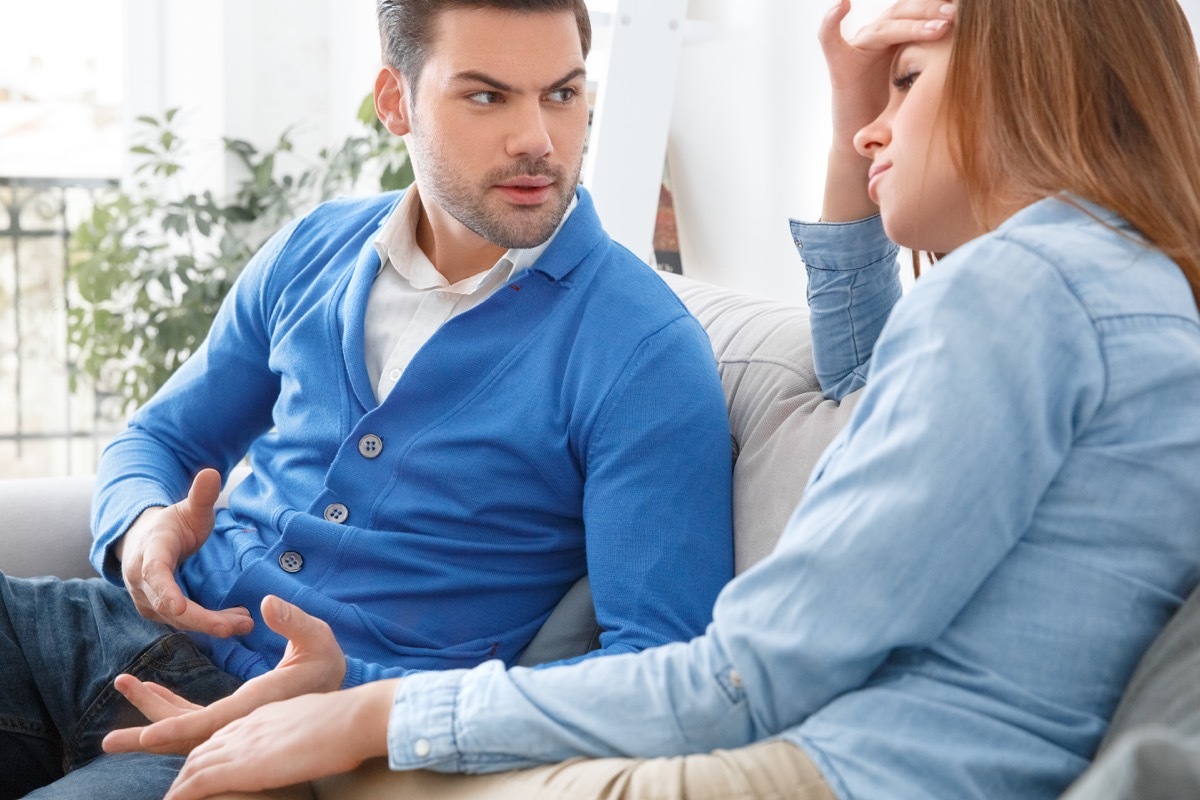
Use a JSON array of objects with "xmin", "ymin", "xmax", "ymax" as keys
[
  {"xmin": 180, "ymin": 468, "xmax": 222, "ymax": 527},
  {"xmin": 139, "ymin": 535, "xmax": 188, "ymax": 617},
  {"xmin": 106, "ymin": 680, "xmax": 251, "ymax": 756},
  {"xmin": 133, "ymin": 569, "xmax": 253, "ymax": 636},
  {"xmin": 138, "ymin": 548, "xmax": 252, "ymax": 638},
  {"xmin": 123, "ymin": 581, "xmax": 167, "ymax": 626},
  {"xmin": 101, "ymin": 725, "xmax": 150, "ymax": 754},
  {"xmin": 104, "ymin": 675, "xmax": 210, "ymax": 755},
  {"xmin": 108, "ymin": 694, "xmax": 242, "ymax": 755},
  {"xmin": 140, "ymin": 690, "xmax": 256, "ymax": 750},
  {"xmin": 102, "ymin": 726, "xmax": 204, "ymax": 757},
  {"xmin": 140, "ymin": 679, "xmax": 205, "ymax": 711},
  {"xmin": 261, "ymin": 595, "xmax": 334, "ymax": 651},
  {"xmin": 138, "ymin": 711, "xmax": 221, "ymax": 751},
  {"xmin": 113, "ymin": 674, "xmax": 201, "ymax": 719},
  {"xmin": 163, "ymin": 599, "xmax": 255, "ymax": 638}
]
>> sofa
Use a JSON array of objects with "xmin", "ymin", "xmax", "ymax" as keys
[
  {"xmin": 0, "ymin": 272, "xmax": 860, "ymax": 652},
  {"xmin": 0, "ymin": 272, "xmax": 1193, "ymax": 796}
]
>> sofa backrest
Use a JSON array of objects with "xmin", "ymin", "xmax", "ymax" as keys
[{"xmin": 662, "ymin": 272, "xmax": 859, "ymax": 572}]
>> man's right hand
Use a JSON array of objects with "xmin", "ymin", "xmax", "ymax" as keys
[{"xmin": 117, "ymin": 468, "xmax": 254, "ymax": 638}]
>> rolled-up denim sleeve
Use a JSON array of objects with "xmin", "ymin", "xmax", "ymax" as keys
[
  {"xmin": 388, "ymin": 637, "xmax": 760, "ymax": 774},
  {"xmin": 790, "ymin": 216, "xmax": 901, "ymax": 400}
]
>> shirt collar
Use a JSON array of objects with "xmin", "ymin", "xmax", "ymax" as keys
[{"xmin": 372, "ymin": 185, "xmax": 579, "ymax": 294}]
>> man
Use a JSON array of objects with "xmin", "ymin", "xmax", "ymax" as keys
[{"xmin": 0, "ymin": 1, "xmax": 733, "ymax": 796}]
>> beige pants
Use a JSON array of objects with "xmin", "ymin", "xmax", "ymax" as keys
[{"xmin": 211, "ymin": 739, "xmax": 833, "ymax": 800}]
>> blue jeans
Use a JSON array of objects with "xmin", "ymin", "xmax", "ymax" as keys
[{"xmin": 0, "ymin": 573, "xmax": 242, "ymax": 800}]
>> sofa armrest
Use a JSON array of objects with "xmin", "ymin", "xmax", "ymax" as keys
[
  {"xmin": 0, "ymin": 468, "xmax": 250, "ymax": 581},
  {"xmin": 0, "ymin": 475, "xmax": 96, "ymax": 579}
]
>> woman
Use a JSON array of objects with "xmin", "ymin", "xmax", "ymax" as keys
[{"xmin": 109, "ymin": 1, "xmax": 1200, "ymax": 797}]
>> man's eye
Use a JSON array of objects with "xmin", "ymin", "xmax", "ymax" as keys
[
  {"xmin": 546, "ymin": 87, "xmax": 577, "ymax": 103},
  {"xmin": 891, "ymin": 71, "xmax": 918, "ymax": 92},
  {"xmin": 468, "ymin": 91, "xmax": 503, "ymax": 105}
]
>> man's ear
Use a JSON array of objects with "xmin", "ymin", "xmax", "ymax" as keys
[{"xmin": 375, "ymin": 66, "xmax": 411, "ymax": 136}]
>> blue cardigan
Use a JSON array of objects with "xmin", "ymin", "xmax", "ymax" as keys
[{"xmin": 91, "ymin": 188, "xmax": 734, "ymax": 686}]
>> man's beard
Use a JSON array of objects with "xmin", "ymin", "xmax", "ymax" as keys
[{"xmin": 409, "ymin": 128, "xmax": 581, "ymax": 249}]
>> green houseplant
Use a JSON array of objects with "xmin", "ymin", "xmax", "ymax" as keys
[{"xmin": 69, "ymin": 97, "xmax": 413, "ymax": 414}]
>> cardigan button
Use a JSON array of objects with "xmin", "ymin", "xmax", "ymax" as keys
[
  {"xmin": 358, "ymin": 434, "xmax": 383, "ymax": 459},
  {"xmin": 278, "ymin": 550, "xmax": 304, "ymax": 573},
  {"xmin": 323, "ymin": 503, "xmax": 349, "ymax": 524}
]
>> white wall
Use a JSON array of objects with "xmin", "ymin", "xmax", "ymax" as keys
[
  {"xmin": 326, "ymin": 2, "xmax": 384, "ymax": 145},
  {"xmin": 122, "ymin": 0, "xmax": 380, "ymax": 196},
  {"xmin": 667, "ymin": 0, "xmax": 892, "ymax": 300}
]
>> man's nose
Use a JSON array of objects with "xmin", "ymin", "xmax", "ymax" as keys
[{"xmin": 506, "ymin": 101, "xmax": 553, "ymax": 160}]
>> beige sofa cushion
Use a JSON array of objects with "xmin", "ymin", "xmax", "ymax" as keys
[{"xmin": 662, "ymin": 273, "xmax": 859, "ymax": 572}]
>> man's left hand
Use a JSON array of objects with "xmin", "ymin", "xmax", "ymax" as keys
[{"xmin": 102, "ymin": 594, "xmax": 347, "ymax": 755}]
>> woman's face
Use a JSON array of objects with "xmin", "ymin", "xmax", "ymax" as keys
[{"xmin": 853, "ymin": 37, "xmax": 983, "ymax": 254}]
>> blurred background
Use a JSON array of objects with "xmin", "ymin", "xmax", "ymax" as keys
[{"xmin": 3, "ymin": 0, "xmax": 1199, "ymax": 477}]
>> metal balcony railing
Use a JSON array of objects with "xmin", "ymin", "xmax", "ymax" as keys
[{"xmin": 0, "ymin": 176, "xmax": 122, "ymax": 477}]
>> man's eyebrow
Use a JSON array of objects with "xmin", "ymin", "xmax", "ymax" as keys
[
  {"xmin": 451, "ymin": 70, "xmax": 515, "ymax": 92},
  {"xmin": 450, "ymin": 67, "xmax": 587, "ymax": 93},
  {"xmin": 546, "ymin": 67, "xmax": 587, "ymax": 90}
]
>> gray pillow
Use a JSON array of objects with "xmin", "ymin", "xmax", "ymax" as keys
[{"xmin": 1060, "ymin": 582, "xmax": 1200, "ymax": 798}]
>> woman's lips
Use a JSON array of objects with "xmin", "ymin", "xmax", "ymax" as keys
[{"xmin": 867, "ymin": 162, "xmax": 892, "ymax": 204}]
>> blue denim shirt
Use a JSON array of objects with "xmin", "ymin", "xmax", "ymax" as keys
[{"xmin": 384, "ymin": 198, "xmax": 1200, "ymax": 800}]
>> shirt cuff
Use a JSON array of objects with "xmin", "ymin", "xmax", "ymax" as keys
[
  {"xmin": 789, "ymin": 215, "xmax": 897, "ymax": 272},
  {"xmin": 387, "ymin": 667, "xmax": 474, "ymax": 772}
]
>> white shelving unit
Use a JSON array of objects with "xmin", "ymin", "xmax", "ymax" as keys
[{"xmin": 582, "ymin": 0, "xmax": 688, "ymax": 263}]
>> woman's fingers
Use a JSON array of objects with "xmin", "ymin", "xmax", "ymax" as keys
[
  {"xmin": 847, "ymin": 12, "xmax": 952, "ymax": 52},
  {"xmin": 824, "ymin": 0, "xmax": 954, "ymax": 51}
]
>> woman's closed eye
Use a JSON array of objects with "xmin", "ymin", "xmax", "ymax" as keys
[{"xmin": 892, "ymin": 71, "xmax": 919, "ymax": 92}]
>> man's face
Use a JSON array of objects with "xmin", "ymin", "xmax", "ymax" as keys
[{"xmin": 404, "ymin": 7, "xmax": 589, "ymax": 250}]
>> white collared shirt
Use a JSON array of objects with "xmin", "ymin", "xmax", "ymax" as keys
[{"xmin": 364, "ymin": 186, "xmax": 578, "ymax": 401}]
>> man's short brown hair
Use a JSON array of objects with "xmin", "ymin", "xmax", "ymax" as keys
[{"xmin": 377, "ymin": 0, "xmax": 591, "ymax": 98}]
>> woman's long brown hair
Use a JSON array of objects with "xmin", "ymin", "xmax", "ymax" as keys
[{"xmin": 945, "ymin": 0, "xmax": 1200, "ymax": 309}]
